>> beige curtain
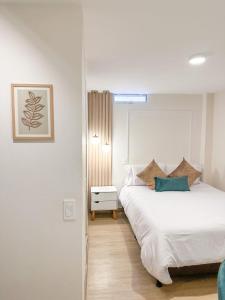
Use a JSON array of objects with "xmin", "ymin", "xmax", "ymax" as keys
[{"xmin": 88, "ymin": 91, "xmax": 112, "ymax": 205}]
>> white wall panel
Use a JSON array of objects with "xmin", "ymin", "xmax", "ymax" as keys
[
  {"xmin": 112, "ymin": 95, "xmax": 203, "ymax": 188},
  {"xmin": 128, "ymin": 110, "xmax": 192, "ymax": 163}
]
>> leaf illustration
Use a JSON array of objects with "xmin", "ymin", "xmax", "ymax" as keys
[
  {"xmin": 30, "ymin": 121, "xmax": 42, "ymax": 128},
  {"xmin": 34, "ymin": 97, "xmax": 41, "ymax": 104},
  {"xmin": 25, "ymin": 99, "xmax": 35, "ymax": 105},
  {"xmin": 35, "ymin": 104, "xmax": 45, "ymax": 112},
  {"xmin": 21, "ymin": 91, "xmax": 45, "ymax": 131},
  {"xmin": 23, "ymin": 110, "xmax": 32, "ymax": 119},
  {"xmin": 29, "ymin": 91, "xmax": 35, "ymax": 100},
  {"xmin": 21, "ymin": 118, "xmax": 31, "ymax": 127},
  {"xmin": 32, "ymin": 113, "xmax": 43, "ymax": 120},
  {"xmin": 25, "ymin": 104, "xmax": 35, "ymax": 111}
]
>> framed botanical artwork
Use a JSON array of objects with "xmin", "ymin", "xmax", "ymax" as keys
[{"xmin": 12, "ymin": 84, "xmax": 54, "ymax": 141}]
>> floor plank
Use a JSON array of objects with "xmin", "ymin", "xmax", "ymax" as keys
[{"xmin": 87, "ymin": 213, "xmax": 217, "ymax": 300}]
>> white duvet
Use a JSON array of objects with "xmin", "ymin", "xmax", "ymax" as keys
[{"xmin": 119, "ymin": 183, "xmax": 225, "ymax": 284}]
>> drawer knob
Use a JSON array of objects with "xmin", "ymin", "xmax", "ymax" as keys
[
  {"xmin": 94, "ymin": 201, "xmax": 100, "ymax": 203},
  {"xmin": 94, "ymin": 192, "xmax": 100, "ymax": 195}
]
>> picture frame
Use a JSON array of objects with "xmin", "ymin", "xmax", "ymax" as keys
[{"xmin": 12, "ymin": 84, "xmax": 54, "ymax": 141}]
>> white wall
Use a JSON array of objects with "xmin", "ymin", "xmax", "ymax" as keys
[
  {"xmin": 200, "ymin": 94, "xmax": 214, "ymax": 183},
  {"xmin": 0, "ymin": 4, "xmax": 85, "ymax": 300},
  {"xmin": 208, "ymin": 91, "xmax": 225, "ymax": 190},
  {"xmin": 113, "ymin": 94, "xmax": 203, "ymax": 188}
]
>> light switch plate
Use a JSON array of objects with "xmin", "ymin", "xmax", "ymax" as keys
[{"xmin": 63, "ymin": 199, "xmax": 76, "ymax": 221}]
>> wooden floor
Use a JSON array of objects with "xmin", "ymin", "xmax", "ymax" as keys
[{"xmin": 87, "ymin": 212, "xmax": 217, "ymax": 300}]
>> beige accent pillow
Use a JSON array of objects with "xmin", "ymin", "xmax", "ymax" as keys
[
  {"xmin": 168, "ymin": 158, "xmax": 201, "ymax": 186},
  {"xmin": 137, "ymin": 160, "xmax": 167, "ymax": 189}
]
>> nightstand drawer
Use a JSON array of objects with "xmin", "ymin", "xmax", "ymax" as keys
[
  {"xmin": 92, "ymin": 192, "xmax": 117, "ymax": 202},
  {"xmin": 91, "ymin": 200, "xmax": 118, "ymax": 211}
]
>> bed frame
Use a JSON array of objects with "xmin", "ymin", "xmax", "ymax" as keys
[
  {"xmin": 131, "ymin": 217, "xmax": 220, "ymax": 288},
  {"xmin": 156, "ymin": 263, "xmax": 220, "ymax": 287}
]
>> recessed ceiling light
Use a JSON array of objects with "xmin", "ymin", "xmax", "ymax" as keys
[{"xmin": 189, "ymin": 55, "xmax": 207, "ymax": 66}]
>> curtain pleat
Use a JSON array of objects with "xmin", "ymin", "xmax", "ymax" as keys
[{"xmin": 88, "ymin": 91, "xmax": 112, "ymax": 206}]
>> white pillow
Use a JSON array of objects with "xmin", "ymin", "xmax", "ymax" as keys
[
  {"xmin": 125, "ymin": 163, "xmax": 166, "ymax": 186},
  {"xmin": 124, "ymin": 165, "xmax": 145, "ymax": 186},
  {"xmin": 127, "ymin": 165, "xmax": 148, "ymax": 186},
  {"xmin": 165, "ymin": 162, "xmax": 202, "ymax": 184}
]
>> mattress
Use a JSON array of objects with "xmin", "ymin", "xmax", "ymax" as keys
[{"xmin": 119, "ymin": 183, "xmax": 225, "ymax": 284}]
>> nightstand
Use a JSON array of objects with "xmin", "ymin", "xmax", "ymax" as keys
[{"xmin": 91, "ymin": 186, "xmax": 118, "ymax": 221}]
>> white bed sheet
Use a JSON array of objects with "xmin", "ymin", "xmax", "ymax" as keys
[{"xmin": 119, "ymin": 183, "xmax": 225, "ymax": 284}]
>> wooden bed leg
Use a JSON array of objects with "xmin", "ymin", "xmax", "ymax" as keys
[
  {"xmin": 156, "ymin": 280, "xmax": 163, "ymax": 288},
  {"xmin": 91, "ymin": 211, "xmax": 95, "ymax": 221},
  {"xmin": 112, "ymin": 210, "xmax": 117, "ymax": 220}
]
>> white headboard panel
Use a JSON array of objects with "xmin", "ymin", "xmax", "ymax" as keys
[
  {"xmin": 112, "ymin": 95, "xmax": 203, "ymax": 189},
  {"xmin": 128, "ymin": 110, "xmax": 192, "ymax": 163}
]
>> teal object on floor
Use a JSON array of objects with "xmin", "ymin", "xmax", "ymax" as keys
[
  {"xmin": 218, "ymin": 261, "xmax": 225, "ymax": 300},
  {"xmin": 155, "ymin": 176, "xmax": 190, "ymax": 192}
]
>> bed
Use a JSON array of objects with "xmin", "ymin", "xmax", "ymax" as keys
[{"xmin": 119, "ymin": 182, "xmax": 225, "ymax": 285}]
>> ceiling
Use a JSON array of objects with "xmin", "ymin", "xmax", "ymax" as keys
[{"xmin": 84, "ymin": 0, "xmax": 225, "ymax": 94}]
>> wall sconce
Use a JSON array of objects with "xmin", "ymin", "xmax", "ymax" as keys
[
  {"xmin": 91, "ymin": 134, "xmax": 100, "ymax": 144},
  {"xmin": 102, "ymin": 142, "xmax": 111, "ymax": 153}
]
